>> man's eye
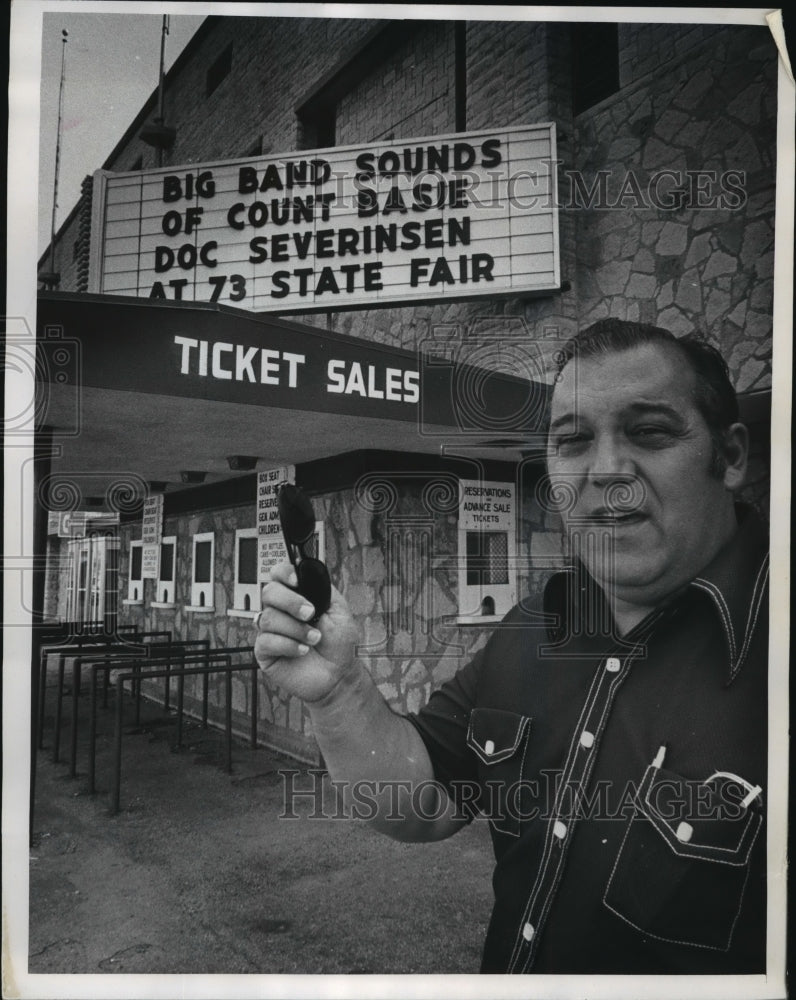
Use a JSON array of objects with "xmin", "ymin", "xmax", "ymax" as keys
[
  {"xmin": 630, "ymin": 426, "xmax": 673, "ymax": 445},
  {"xmin": 551, "ymin": 433, "xmax": 589, "ymax": 454}
]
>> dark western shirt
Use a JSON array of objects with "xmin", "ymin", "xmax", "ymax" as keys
[{"xmin": 407, "ymin": 510, "xmax": 768, "ymax": 974}]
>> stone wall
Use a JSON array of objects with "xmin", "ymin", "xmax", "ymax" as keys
[
  {"xmin": 114, "ymin": 465, "xmax": 554, "ymax": 758},
  {"xmin": 571, "ymin": 24, "xmax": 776, "ymax": 392}
]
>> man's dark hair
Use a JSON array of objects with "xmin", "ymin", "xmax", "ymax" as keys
[{"xmin": 554, "ymin": 319, "xmax": 740, "ymax": 476}]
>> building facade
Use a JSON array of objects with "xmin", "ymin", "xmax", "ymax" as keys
[{"xmin": 38, "ymin": 14, "xmax": 777, "ymax": 760}]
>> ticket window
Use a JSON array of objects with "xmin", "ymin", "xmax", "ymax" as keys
[
  {"xmin": 127, "ymin": 541, "xmax": 143, "ymax": 602},
  {"xmin": 234, "ymin": 528, "xmax": 259, "ymax": 612},
  {"xmin": 191, "ymin": 532, "xmax": 215, "ymax": 609},
  {"xmin": 458, "ymin": 480, "xmax": 517, "ymax": 620},
  {"xmin": 156, "ymin": 535, "xmax": 177, "ymax": 603}
]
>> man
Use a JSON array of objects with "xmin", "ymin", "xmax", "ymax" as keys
[{"xmin": 254, "ymin": 319, "xmax": 768, "ymax": 974}]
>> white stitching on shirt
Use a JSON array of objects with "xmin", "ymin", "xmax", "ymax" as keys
[
  {"xmin": 465, "ymin": 712, "xmax": 532, "ymax": 837},
  {"xmin": 602, "ymin": 815, "xmax": 760, "ymax": 951},
  {"xmin": 507, "ymin": 654, "xmax": 632, "ymax": 971},
  {"xmin": 732, "ymin": 554, "xmax": 769, "ymax": 682},
  {"xmin": 692, "ymin": 578, "xmax": 737, "ymax": 666},
  {"xmin": 513, "ymin": 666, "xmax": 633, "ymax": 972},
  {"xmin": 465, "ymin": 711, "xmax": 531, "ymax": 765},
  {"xmin": 501, "ymin": 723, "xmax": 533, "ymax": 840},
  {"xmin": 642, "ymin": 783, "xmax": 762, "ymax": 863}
]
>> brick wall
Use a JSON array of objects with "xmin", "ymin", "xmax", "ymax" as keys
[
  {"xmin": 337, "ymin": 21, "xmax": 455, "ymax": 144},
  {"xmin": 39, "ymin": 205, "xmax": 82, "ymax": 291},
  {"xmin": 618, "ymin": 22, "xmax": 726, "ymax": 85}
]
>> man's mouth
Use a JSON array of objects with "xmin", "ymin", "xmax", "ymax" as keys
[{"xmin": 585, "ymin": 509, "xmax": 647, "ymax": 526}]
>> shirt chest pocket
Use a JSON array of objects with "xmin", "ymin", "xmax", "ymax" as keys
[
  {"xmin": 466, "ymin": 707, "xmax": 533, "ymax": 837},
  {"xmin": 603, "ymin": 762, "xmax": 763, "ymax": 952}
]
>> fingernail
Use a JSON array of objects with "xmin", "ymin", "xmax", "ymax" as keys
[
  {"xmin": 289, "ymin": 572, "xmax": 298, "ymax": 587},
  {"xmin": 296, "ymin": 644, "xmax": 310, "ymax": 656},
  {"xmin": 299, "ymin": 604, "xmax": 315, "ymax": 621},
  {"xmin": 306, "ymin": 628, "xmax": 321, "ymax": 645}
]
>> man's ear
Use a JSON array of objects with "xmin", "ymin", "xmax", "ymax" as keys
[{"xmin": 721, "ymin": 422, "xmax": 749, "ymax": 491}]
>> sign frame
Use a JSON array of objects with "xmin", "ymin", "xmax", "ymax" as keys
[{"xmin": 89, "ymin": 123, "xmax": 560, "ymax": 313}]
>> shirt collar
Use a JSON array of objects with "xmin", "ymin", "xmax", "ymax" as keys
[
  {"xmin": 687, "ymin": 505, "xmax": 769, "ymax": 683},
  {"xmin": 543, "ymin": 505, "xmax": 769, "ymax": 682}
]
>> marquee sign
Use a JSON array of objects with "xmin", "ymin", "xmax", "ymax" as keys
[{"xmin": 89, "ymin": 124, "xmax": 559, "ymax": 313}]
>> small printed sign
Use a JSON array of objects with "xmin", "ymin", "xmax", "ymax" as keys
[
  {"xmin": 142, "ymin": 493, "xmax": 164, "ymax": 544},
  {"xmin": 459, "ymin": 479, "xmax": 515, "ymax": 531},
  {"xmin": 257, "ymin": 465, "xmax": 295, "ymax": 582},
  {"xmin": 141, "ymin": 542, "xmax": 160, "ymax": 580}
]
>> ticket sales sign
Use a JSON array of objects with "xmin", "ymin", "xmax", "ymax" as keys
[{"xmin": 89, "ymin": 125, "xmax": 559, "ymax": 312}]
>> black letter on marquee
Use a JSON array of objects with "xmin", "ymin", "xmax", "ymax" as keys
[
  {"xmin": 271, "ymin": 272, "xmax": 290, "ymax": 299},
  {"xmin": 155, "ymin": 246, "xmax": 174, "ymax": 273},
  {"xmin": 238, "ymin": 166, "xmax": 258, "ymax": 194},
  {"xmin": 163, "ymin": 175, "xmax": 182, "ymax": 202}
]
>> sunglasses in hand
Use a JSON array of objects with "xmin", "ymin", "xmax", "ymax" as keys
[{"xmin": 277, "ymin": 483, "xmax": 332, "ymax": 623}]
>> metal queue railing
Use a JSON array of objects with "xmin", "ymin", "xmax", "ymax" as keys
[
  {"xmin": 42, "ymin": 632, "xmax": 172, "ymax": 760},
  {"xmin": 37, "ymin": 630, "xmax": 260, "ymax": 815},
  {"xmin": 109, "ymin": 649, "xmax": 256, "ymax": 814},
  {"xmin": 86, "ymin": 645, "xmax": 256, "ymax": 794},
  {"xmin": 38, "ymin": 627, "xmax": 145, "ymax": 752},
  {"xmin": 66, "ymin": 640, "xmax": 212, "ymax": 778}
]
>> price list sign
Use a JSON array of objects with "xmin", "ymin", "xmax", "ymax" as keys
[
  {"xmin": 141, "ymin": 494, "xmax": 164, "ymax": 579},
  {"xmin": 257, "ymin": 466, "xmax": 294, "ymax": 583}
]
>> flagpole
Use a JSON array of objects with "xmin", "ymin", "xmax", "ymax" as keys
[
  {"xmin": 46, "ymin": 28, "xmax": 68, "ymax": 288},
  {"xmin": 156, "ymin": 15, "xmax": 169, "ymax": 168}
]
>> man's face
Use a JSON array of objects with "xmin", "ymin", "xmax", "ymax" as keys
[{"xmin": 546, "ymin": 343, "xmax": 744, "ymax": 610}]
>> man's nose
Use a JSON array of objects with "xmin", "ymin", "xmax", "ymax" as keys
[{"xmin": 587, "ymin": 435, "xmax": 635, "ymax": 484}]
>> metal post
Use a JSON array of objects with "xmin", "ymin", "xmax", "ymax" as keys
[
  {"xmin": 88, "ymin": 664, "xmax": 99, "ymax": 793},
  {"xmin": 164, "ymin": 636, "xmax": 171, "ymax": 712},
  {"xmin": 53, "ymin": 655, "xmax": 65, "ymax": 762},
  {"xmin": 38, "ymin": 650, "xmax": 50, "ymax": 749},
  {"xmin": 69, "ymin": 658, "xmax": 81, "ymax": 777},
  {"xmin": 134, "ymin": 660, "xmax": 142, "ymax": 727},
  {"xmin": 111, "ymin": 674, "xmax": 125, "ymax": 815},
  {"xmin": 250, "ymin": 662, "xmax": 258, "ymax": 749},
  {"xmin": 176, "ymin": 649, "xmax": 185, "ymax": 748},
  {"xmin": 225, "ymin": 669, "xmax": 233, "ymax": 773}
]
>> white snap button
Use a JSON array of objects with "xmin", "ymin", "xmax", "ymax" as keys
[
  {"xmin": 553, "ymin": 820, "xmax": 567, "ymax": 839},
  {"xmin": 606, "ymin": 657, "xmax": 621, "ymax": 672},
  {"xmin": 580, "ymin": 731, "xmax": 595, "ymax": 748},
  {"xmin": 484, "ymin": 739, "xmax": 495, "ymax": 756},
  {"xmin": 522, "ymin": 922, "xmax": 535, "ymax": 941},
  {"xmin": 676, "ymin": 821, "xmax": 693, "ymax": 843}
]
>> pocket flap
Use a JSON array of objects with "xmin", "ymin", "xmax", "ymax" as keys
[
  {"xmin": 639, "ymin": 765, "xmax": 763, "ymax": 866},
  {"xmin": 466, "ymin": 707, "xmax": 531, "ymax": 764}
]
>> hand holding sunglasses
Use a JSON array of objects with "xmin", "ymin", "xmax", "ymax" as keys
[{"xmin": 277, "ymin": 483, "xmax": 332, "ymax": 624}]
